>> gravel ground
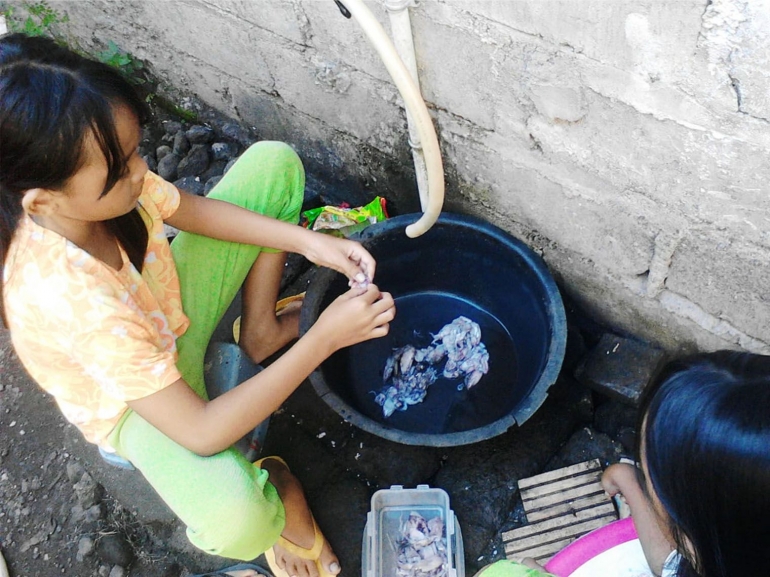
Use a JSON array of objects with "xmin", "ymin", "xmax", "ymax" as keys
[{"xmin": 0, "ymin": 334, "xmax": 179, "ymax": 576}]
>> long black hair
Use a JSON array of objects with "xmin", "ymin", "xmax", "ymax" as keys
[
  {"xmin": 639, "ymin": 351, "xmax": 770, "ymax": 577},
  {"xmin": 0, "ymin": 33, "xmax": 151, "ymax": 326}
]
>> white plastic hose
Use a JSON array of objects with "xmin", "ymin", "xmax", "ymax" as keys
[
  {"xmin": 383, "ymin": 0, "xmax": 429, "ymax": 212},
  {"xmin": 343, "ymin": 0, "xmax": 444, "ymax": 238}
]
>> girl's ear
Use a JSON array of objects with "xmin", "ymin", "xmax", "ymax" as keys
[{"xmin": 21, "ymin": 188, "xmax": 58, "ymax": 216}]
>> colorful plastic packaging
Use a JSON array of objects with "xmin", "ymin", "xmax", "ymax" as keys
[{"xmin": 302, "ymin": 196, "xmax": 388, "ymax": 237}]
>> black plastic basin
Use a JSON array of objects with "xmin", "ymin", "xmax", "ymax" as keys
[{"xmin": 299, "ymin": 213, "xmax": 566, "ymax": 446}]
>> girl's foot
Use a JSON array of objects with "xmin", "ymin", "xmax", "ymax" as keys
[
  {"xmin": 239, "ymin": 301, "xmax": 302, "ymax": 364},
  {"xmin": 272, "ymin": 533, "xmax": 340, "ymax": 577},
  {"xmin": 258, "ymin": 457, "xmax": 341, "ymax": 577}
]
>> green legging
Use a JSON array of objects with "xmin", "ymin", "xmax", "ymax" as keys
[{"xmin": 108, "ymin": 141, "xmax": 304, "ymax": 560}]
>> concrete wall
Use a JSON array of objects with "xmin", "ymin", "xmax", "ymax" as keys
[{"xmin": 18, "ymin": 0, "xmax": 770, "ymax": 353}]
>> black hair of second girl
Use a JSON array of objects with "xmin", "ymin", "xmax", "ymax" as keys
[
  {"xmin": 0, "ymin": 33, "xmax": 151, "ymax": 326},
  {"xmin": 638, "ymin": 350, "xmax": 770, "ymax": 577}
]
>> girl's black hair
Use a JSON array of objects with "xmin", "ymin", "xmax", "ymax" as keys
[
  {"xmin": 0, "ymin": 33, "xmax": 151, "ymax": 326},
  {"xmin": 638, "ymin": 351, "xmax": 770, "ymax": 577}
]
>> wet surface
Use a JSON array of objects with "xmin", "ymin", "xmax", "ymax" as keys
[{"xmin": 344, "ymin": 293, "xmax": 518, "ymax": 434}]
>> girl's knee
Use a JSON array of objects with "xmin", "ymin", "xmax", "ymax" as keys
[
  {"xmin": 242, "ymin": 141, "xmax": 303, "ymax": 177},
  {"xmin": 189, "ymin": 497, "xmax": 284, "ymax": 560},
  {"xmin": 218, "ymin": 141, "xmax": 304, "ymax": 219}
]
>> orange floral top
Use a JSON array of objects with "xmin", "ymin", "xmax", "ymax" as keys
[{"xmin": 4, "ymin": 172, "xmax": 189, "ymax": 448}]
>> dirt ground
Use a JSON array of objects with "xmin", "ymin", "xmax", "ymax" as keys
[{"xmin": 0, "ymin": 329, "xmax": 189, "ymax": 577}]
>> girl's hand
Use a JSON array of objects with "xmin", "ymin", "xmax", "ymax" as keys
[
  {"xmin": 601, "ymin": 462, "xmax": 639, "ymax": 498},
  {"xmin": 311, "ymin": 284, "xmax": 395, "ymax": 351},
  {"xmin": 303, "ymin": 233, "xmax": 376, "ymax": 287}
]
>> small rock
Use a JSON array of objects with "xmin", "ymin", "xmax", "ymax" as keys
[
  {"xmin": 223, "ymin": 158, "xmax": 238, "ymax": 174},
  {"xmin": 42, "ymin": 450, "xmax": 58, "ymax": 470},
  {"xmin": 96, "ymin": 532, "xmax": 135, "ymax": 567},
  {"xmin": 545, "ymin": 426, "xmax": 624, "ymax": 470},
  {"xmin": 157, "ymin": 152, "xmax": 181, "ymax": 182},
  {"xmin": 73, "ymin": 472, "xmax": 103, "ymax": 509},
  {"xmin": 143, "ymin": 154, "xmax": 158, "ymax": 172},
  {"xmin": 21, "ymin": 476, "xmax": 42, "ymax": 492},
  {"xmin": 155, "ymin": 145, "xmax": 173, "ymax": 161},
  {"xmin": 85, "ymin": 503, "xmax": 105, "ymax": 523},
  {"xmin": 66, "ymin": 461, "xmax": 85, "ymax": 484},
  {"xmin": 76, "ymin": 536, "xmax": 94, "ymax": 561},
  {"xmin": 186, "ymin": 125, "xmax": 214, "ymax": 144},
  {"xmin": 575, "ymin": 333, "xmax": 666, "ymax": 406},
  {"xmin": 172, "ymin": 132, "xmax": 190, "ymax": 156},
  {"xmin": 221, "ymin": 122, "xmax": 255, "ymax": 146},
  {"xmin": 161, "ymin": 120, "xmax": 183, "ymax": 136},
  {"xmin": 204, "ymin": 175, "xmax": 223, "ymax": 195},
  {"xmin": 177, "ymin": 144, "xmax": 210, "ymax": 179},
  {"xmin": 173, "ymin": 176, "xmax": 205, "ymax": 196},
  {"xmin": 98, "ymin": 564, "xmax": 111, "ymax": 577},
  {"xmin": 211, "ymin": 141, "xmax": 239, "ymax": 161},
  {"xmin": 108, "ymin": 565, "xmax": 127, "ymax": 577},
  {"xmin": 200, "ymin": 159, "xmax": 227, "ymax": 182}
]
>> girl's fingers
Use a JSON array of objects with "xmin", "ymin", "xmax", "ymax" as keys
[{"xmin": 369, "ymin": 324, "xmax": 390, "ymax": 339}]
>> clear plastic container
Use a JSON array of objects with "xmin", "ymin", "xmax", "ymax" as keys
[{"xmin": 363, "ymin": 485, "xmax": 465, "ymax": 577}]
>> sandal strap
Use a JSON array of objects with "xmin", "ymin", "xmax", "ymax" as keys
[
  {"xmin": 254, "ymin": 455, "xmax": 288, "ymax": 469},
  {"xmin": 275, "ymin": 517, "xmax": 324, "ymax": 560},
  {"xmin": 254, "ymin": 457, "xmax": 325, "ymax": 562},
  {"xmin": 275, "ymin": 292, "xmax": 305, "ymax": 314}
]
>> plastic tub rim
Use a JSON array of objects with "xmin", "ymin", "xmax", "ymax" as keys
[{"xmin": 300, "ymin": 212, "xmax": 567, "ymax": 447}]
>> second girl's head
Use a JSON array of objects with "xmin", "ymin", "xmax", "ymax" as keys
[
  {"xmin": 0, "ymin": 33, "xmax": 151, "ymax": 323},
  {"xmin": 639, "ymin": 351, "xmax": 770, "ymax": 577}
]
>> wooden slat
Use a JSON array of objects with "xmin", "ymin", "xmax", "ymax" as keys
[
  {"xmin": 504, "ymin": 516, "xmax": 615, "ymax": 561},
  {"xmin": 518, "ymin": 459, "xmax": 602, "ymax": 489},
  {"xmin": 501, "ymin": 502, "xmax": 616, "ymax": 542},
  {"xmin": 520, "ymin": 470, "xmax": 602, "ymax": 500},
  {"xmin": 504, "ymin": 512, "xmax": 618, "ymax": 552},
  {"xmin": 527, "ymin": 492, "xmax": 612, "ymax": 522},
  {"xmin": 502, "ymin": 460, "xmax": 619, "ymax": 564},
  {"xmin": 524, "ymin": 482, "xmax": 606, "ymax": 513}
]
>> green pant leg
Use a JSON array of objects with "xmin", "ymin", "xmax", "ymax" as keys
[
  {"xmin": 172, "ymin": 140, "xmax": 305, "ymax": 398},
  {"xmin": 108, "ymin": 141, "xmax": 304, "ymax": 559},
  {"xmin": 109, "ymin": 412, "xmax": 285, "ymax": 559}
]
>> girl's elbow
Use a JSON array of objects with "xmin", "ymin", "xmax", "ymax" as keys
[{"xmin": 181, "ymin": 435, "xmax": 227, "ymax": 457}]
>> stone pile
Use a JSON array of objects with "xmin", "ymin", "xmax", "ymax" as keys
[{"xmin": 139, "ymin": 119, "xmax": 256, "ymax": 198}]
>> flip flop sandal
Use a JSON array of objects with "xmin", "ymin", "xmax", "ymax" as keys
[
  {"xmin": 254, "ymin": 457, "xmax": 337, "ymax": 577},
  {"xmin": 233, "ymin": 293, "xmax": 306, "ymax": 344},
  {"xmin": 191, "ymin": 563, "xmax": 272, "ymax": 577}
]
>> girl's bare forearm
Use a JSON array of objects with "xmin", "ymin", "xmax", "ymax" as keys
[
  {"xmin": 166, "ymin": 191, "xmax": 315, "ymax": 255},
  {"xmin": 128, "ymin": 326, "xmax": 335, "ymax": 455}
]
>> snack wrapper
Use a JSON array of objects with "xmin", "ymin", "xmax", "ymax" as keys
[{"xmin": 302, "ymin": 196, "xmax": 388, "ymax": 237}]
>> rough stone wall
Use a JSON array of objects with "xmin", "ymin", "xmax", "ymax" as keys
[{"xmin": 23, "ymin": 0, "xmax": 770, "ymax": 353}]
